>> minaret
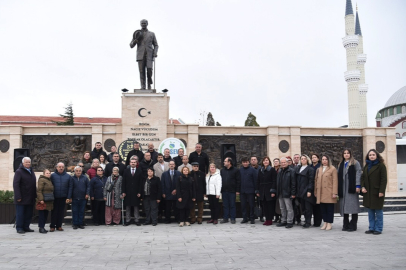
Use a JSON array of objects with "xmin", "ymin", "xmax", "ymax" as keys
[
  {"xmin": 355, "ymin": 5, "xmax": 368, "ymax": 128},
  {"xmin": 343, "ymin": 0, "xmax": 360, "ymax": 128}
]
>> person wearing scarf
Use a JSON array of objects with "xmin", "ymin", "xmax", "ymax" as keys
[
  {"xmin": 337, "ymin": 149, "xmax": 362, "ymax": 232},
  {"xmin": 103, "ymin": 167, "xmax": 123, "ymax": 226},
  {"xmin": 361, "ymin": 149, "xmax": 387, "ymax": 235}
]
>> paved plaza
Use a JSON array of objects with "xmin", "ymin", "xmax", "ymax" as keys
[{"xmin": 0, "ymin": 213, "xmax": 405, "ymax": 270}]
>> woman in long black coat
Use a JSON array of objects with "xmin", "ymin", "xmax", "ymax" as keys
[
  {"xmin": 295, "ymin": 155, "xmax": 316, "ymax": 228},
  {"xmin": 176, "ymin": 167, "xmax": 196, "ymax": 227},
  {"xmin": 256, "ymin": 157, "xmax": 277, "ymax": 226}
]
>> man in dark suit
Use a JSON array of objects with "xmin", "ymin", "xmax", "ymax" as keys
[
  {"xmin": 13, "ymin": 157, "xmax": 37, "ymax": 234},
  {"xmin": 122, "ymin": 158, "xmax": 143, "ymax": 226},
  {"xmin": 161, "ymin": 161, "xmax": 180, "ymax": 223}
]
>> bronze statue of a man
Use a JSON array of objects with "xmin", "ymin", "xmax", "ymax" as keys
[{"xmin": 130, "ymin": 19, "xmax": 159, "ymax": 90}]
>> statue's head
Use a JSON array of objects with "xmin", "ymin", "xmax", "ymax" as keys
[{"xmin": 140, "ymin": 19, "xmax": 148, "ymax": 29}]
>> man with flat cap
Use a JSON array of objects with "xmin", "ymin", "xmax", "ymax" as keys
[
  {"xmin": 130, "ymin": 19, "xmax": 159, "ymax": 90},
  {"xmin": 189, "ymin": 162, "xmax": 206, "ymax": 224}
]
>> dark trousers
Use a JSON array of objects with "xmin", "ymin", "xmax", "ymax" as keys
[
  {"xmin": 165, "ymin": 200, "xmax": 178, "ymax": 222},
  {"xmin": 208, "ymin": 195, "xmax": 220, "ymax": 220},
  {"xmin": 320, "ymin": 203, "xmax": 335, "ymax": 223},
  {"xmin": 298, "ymin": 198, "xmax": 313, "ymax": 225},
  {"xmin": 72, "ymin": 199, "xmax": 86, "ymax": 226},
  {"xmin": 144, "ymin": 196, "xmax": 158, "ymax": 224},
  {"xmin": 50, "ymin": 197, "xmax": 67, "ymax": 229},
  {"xmin": 262, "ymin": 200, "xmax": 276, "ymax": 221},
  {"xmin": 38, "ymin": 210, "xmax": 49, "ymax": 228},
  {"xmin": 312, "ymin": 203, "xmax": 322, "ymax": 226},
  {"xmin": 179, "ymin": 208, "xmax": 190, "ymax": 222},
  {"xmin": 92, "ymin": 200, "xmax": 105, "ymax": 225},
  {"xmin": 15, "ymin": 204, "xmax": 33, "ymax": 231},
  {"xmin": 343, "ymin": 213, "xmax": 358, "ymax": 230},
  {"xmin": 138, "ymin": 53, "xmax": 153, "ymax": 88},
  {"xmin": 240, "ymin": 193, "xmax": 255, "ymax": 221},
  {"xmin": 293, "ymin": 198, "xmax": 301, "ymax": 223},
  {"xmin": 222, "ymin": 192, "xmax": 236, "ymax": 220}
]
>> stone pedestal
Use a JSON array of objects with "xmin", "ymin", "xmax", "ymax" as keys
[{"xmin": 121, "ymin": 92, "xmax": 170, "ymax": 151}]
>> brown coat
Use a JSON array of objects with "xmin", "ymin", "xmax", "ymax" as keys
[
  {"xmin": 36, "ymin": 175, "xmax": 54, "ymax": 211},
  {"xmin": 315, "ymin": 166, "xmax": 338, "ymax": 204}
]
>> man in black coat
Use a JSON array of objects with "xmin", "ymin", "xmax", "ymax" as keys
[
  {"xmin": 105, "ymin": 153, "xmax": 126, "ymax": 177},
  {"xmin": 189, "ymin": 162, "xmax": 206, "ymax": 224},
  {"xmin": 147, "ymin": 143, "xmax": 159, "ymax": 162},
  {"xmin": 276, "ymin": 157, "xmax": 296, "ymax": 228},
  {"xmin": 139, "ymin": 152, "xmax": 156, "ymax": 179},
  {"xmin": 90, "ymin": 142, "xmax": 107, "ymax": 160},
  {"xmin": 161, "ymin": 161, "xmax": 181, "ymax": 223},
  {"xmin": 13, "ymin": 157, "xmax": 37, "ymax": 234},
  {"xmin": 163, "ymin": 148, "xmax": 173, "ymax": 162},
  {"xmin": 107, "ymin": 146, "xmax": 123, "ymax": 163},
  {"xmin": 122, "ymin": 158, "xmax": 143, "ymax": 226},
  {"xmin": 310, "ymin": 154, "xmax": 322, "ymax": 227},
  {"xmin": 240, "ymin": 157, "xmax": 258, "ymax": 224},
  {"xmin": 220, "ymin": 157, "xmax": 241, "ymax": 224},
  {"xmin": 173, "ymin": 148, "xmax": 184, "ymax": 170},
  {"xmin": 125, "ymin": 142, "xmax": 144, "ymax": 166},
  {"xmin": 188, "ymin": 143, "xmax": 210, "ymax": 174}
]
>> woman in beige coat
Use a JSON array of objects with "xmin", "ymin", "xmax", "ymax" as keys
[
  {"xmin": 314, "ymin": 155, "xmax": 338, "ymax": 231},
  {"xmin": 36, "ymin": 169, "xmax": 54, "ymax": 234}
]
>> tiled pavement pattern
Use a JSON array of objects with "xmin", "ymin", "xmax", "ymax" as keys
[{"xmin": 0, "ymin": 214, "xmax": 405, "ymax": 270}]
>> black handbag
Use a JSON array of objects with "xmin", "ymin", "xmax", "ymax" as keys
[{"xmin": 43, "ymin": 193, "xmax": 54, "ymax": 201}]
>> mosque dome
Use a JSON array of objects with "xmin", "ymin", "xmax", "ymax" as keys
[{"xmin": 385, "ymin": 86, "xmax": 406, "ymax": 107}]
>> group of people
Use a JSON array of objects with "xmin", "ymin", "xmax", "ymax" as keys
[{"xmin": 13, "ymin": 141, "xmax": 387, "ymax": 236}]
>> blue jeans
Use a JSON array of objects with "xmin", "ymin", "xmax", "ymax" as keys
[
  {"xmin": 72, "ymin": 199, "xmax": 86, "ymax": 226},
  {"xmin": 15, "ymin": 204, "xmax": 33, "ymax": 231},
  {"xmin": 222, "ymin": 192, "xmax": 236, "ymax": 220},
  {"xmin": 367, "ymin": 208, "xmax": 383, "ymax": 232}
]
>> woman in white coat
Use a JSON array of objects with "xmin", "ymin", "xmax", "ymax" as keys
[{"xmin": 206, "ymin": 163, "xmax": 222, "ymax": 225}]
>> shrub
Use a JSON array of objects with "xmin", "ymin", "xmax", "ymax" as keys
[{"xmin": 0, "ymin": 190, "xmax": 14, "ymax": 203}]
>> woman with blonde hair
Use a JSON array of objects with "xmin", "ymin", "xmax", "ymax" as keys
[
  {"xmin": 295, "ymin": 155, "xmax": 315, "ymax": 228},
  {"xmin": 206, "ymin": 163, "xmax": 222, "ymax": 225},
  {"xmin": 176, "ymin": 167, "xmax": 196, "ymax": 227},
  {"xmin": 338, "ymin": 149, "xmax": 362, "ymax": 232},
  {"xmin": 314, "ymin": 155, "xmax": 338, "ymax": 231},
  {"xmin": 36, "ymin": 169, "xmax": 54, "ymax": 234}
]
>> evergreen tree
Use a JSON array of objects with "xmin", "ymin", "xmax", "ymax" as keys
[
  {"xmin": 53, "ymin": 103, "xmax": 74, "ymax": 126},
  {"xmin": 206, "ymin": 112, "xmax": 215, "ymax": 126},
  {"xmin": 244, "ymin": 112, "xmax": 259, "ymax": 126}
]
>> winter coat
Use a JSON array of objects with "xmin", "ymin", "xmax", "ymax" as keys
[
  {"xmin": 176, "ymin": 175, "xmax": 196, "ymax": 209},
  {"xmin": 256, "ymin": 166, "xmax": 277, "ymax": 201},
  {"xmin": 89, "ymin": 175, "xmax": 107, "ymax": 200},
  {"xmin": 206, "ymin": 170, "xmax": 222, "ymax": 196},
  {"xmin": 104, "ymin": 162, "xmax": 126, "ymax": 177},
  {"xmin": 240, "ymin": 166, "xmax": 258, "ymax": 194},
  {"xmin": 338, "ymin": 160, "xmax": 362, "ymax": 215},
  {"xmin": 36, "ymin": 175, "xmax": 54, "ymax": 211},
  {"xmin": 163, "ymin": 156, "xmax": 172, "ymax": 163},
  {"xmin": 148, "ymin": 150, "xmax": 159, "ymax": 163},
  {"xmin": 220, "ymin": 166, "xmax": 241, "ymax": 193},
  {"xmin": 178, "ymin": 163, "xmax": 193, "ymax": 173},
  {"xmin": 51, "ymin": 170, "xmax": 73, "ymax": 199},
  {"xmin": 125, "ymin": 149, "xmax": 144, "ymax": 166},
  {"xmin": 90, "ymin": 147, "xmax": 107, "ymax": 160},
  {"xmin": 173, "ymin": 155, "xmax": 183, "ymax": 170},
  {"xmin": 315, "ymin": 166, "xmax": 338, "ymax": 204},
  {"xmin": 139, "ymin": 158, "xmax": 156, "ymax": 178},
  {"xmin": 82, "ymin": 159, "xmax": 92, "ymax": 173},
  {"xmin": 161, "ymin": 170, "xmax": 180, "ymax": 200},
  {"xmin": 141, "ymin": 176, "xmax": 162, "ymax": 201},
  {"xmin": 13, "ymin": 164, "xmax": 37, "ymax": 205},
  {"xmin": 71, "ymin": 174, "xmax": 90, "ymax": 200},
  {"xmin": 87, "ymin": 167, "xmax": 97, "ymax": 179},
  {"xmin": 276, "ymin": 166, "xmax": 296, "ymax": 198},
  {"xmin": 361, "ymin": 162, "xmax": 387, "ymax": 210},
  {"xmin": 295, "ymin": 165, "xmax": 316, "ymax": 204},
  {"xmin": 103, "ymin": 175, "xmax": 123, "ymax": 209},
  {"xmin": 153, "ymin": 162, "xmax": 169, "ymax": 179},
  {"xmin": 188, "ymin": 151, "xmax": 210, "ymax": 174},
  {"xmin": 122, "ymin": 167, "xmax": 143, "ymax": 206},
  {"xmin": 190, "ymin": 170, "xmax": 206, "ymax": 201}
]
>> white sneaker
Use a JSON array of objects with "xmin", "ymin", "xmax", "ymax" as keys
[
  {"xmin": 179, "ymin": 222, "xmax": 184, "ymax": 227},
  {"xmin": 185, "ymin": 222, "xmax": 190, "ymax": 226}
]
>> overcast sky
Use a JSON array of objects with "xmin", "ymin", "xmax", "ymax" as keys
[{"xmin": 0, "ymin": 0, "xmax": 405, "ymax": 128}]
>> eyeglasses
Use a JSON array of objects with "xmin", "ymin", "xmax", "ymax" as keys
[
  {"xmin": 80, "ymin": 166, "xmax": 84, "ymax": 167},
  {"xmin": 97, "ymin": 169, "xmax": 104, "ymax": 171}
]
